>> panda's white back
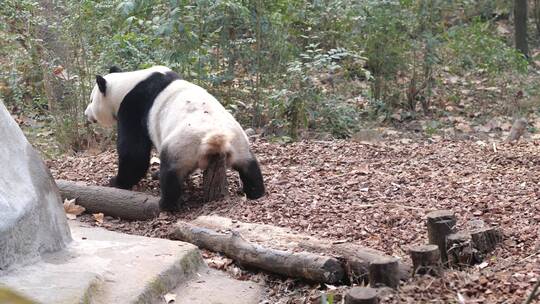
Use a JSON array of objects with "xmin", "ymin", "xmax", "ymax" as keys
[{"xmin": 148, "ymin": 79, "xmax": 251, "ymax": 167}]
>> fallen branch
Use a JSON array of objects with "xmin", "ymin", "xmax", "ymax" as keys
[
  {"xmin": 55, "ymin": 180, "xmax": 160, "ymax": 220},
  {"xmin": 524, "ymin": 279, "xmax": 540, "ymax": 304},
  {"xmin": 171, "ymin": 221, "xmax": 345, "ymax": 284},
  {"xmin": 186, "ymin": 216, "xmax": 411, "ymax": 283}
]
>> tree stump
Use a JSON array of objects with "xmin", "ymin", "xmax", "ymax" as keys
[
  {"xmin": 426, "ymin": 210, "xmax": 456, "ymax": 263},
  {"xmin": 345, "ymin": 287, "xmax": 379, "ymax": 304},
  {"xmin": 368, "ymin": 257, "xmax": 400, "ymax": 289},
  {"xmin": 505, "ymin": 117, "xmax": 527, "ymax": 143},
  {"xmin": 447, "ymin": 232, "xmax": 476, "ymax": 267},
  {"xmin": 409, "ymin": 244, "xmax": 441, "ymax": 276},
  {"xmin": 471, "ymin": 227, "xmax": 503, "ymax": 254},
  {"xmin": 202, "ymin": 154, "xmax": 228, "ymax": 202}
]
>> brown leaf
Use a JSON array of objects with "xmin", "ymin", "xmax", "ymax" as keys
[
  {"xmin": 63, "ymin": 198, "xmax": 86, "ymax": 219},
  {"xmin": 93, "ymin": 213, "xmax": 104, "ymax": 225}
]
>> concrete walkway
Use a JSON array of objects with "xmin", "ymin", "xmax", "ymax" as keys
[
  {"xmin": 0, "ymin": 222, "xmax": 205, "ymax": 304},
  {"xmin": 173, "ymin": 268, "xmax": 264, "ymax": 304}
]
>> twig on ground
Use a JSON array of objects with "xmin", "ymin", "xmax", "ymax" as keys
[{"xmin": 524, "ymin": 279, "xmax": 540, "ymax": 304}]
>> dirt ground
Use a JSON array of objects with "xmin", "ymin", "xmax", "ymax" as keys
[{"xmin": 47, "ymin": 136, "xmax": 540, "ymax": 303}]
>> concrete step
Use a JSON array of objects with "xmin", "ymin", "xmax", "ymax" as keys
[
  {"xmin": 172, "ymin": 268, "xmax": 264, "ymax": 304},
  {"xmin": 0, "ymin": 222, "xmax": 205, "ymax": 304}
]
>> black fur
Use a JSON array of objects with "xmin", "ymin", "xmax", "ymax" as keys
[
  {"xmin": 234, "ymin": 154, "xmax": 265, "ymax": 199},
  {"xmin": 96, "ymin": 75, "xmax": 107, "ymax": 94},
  {"xmin": 111, "ymin": 71, "xmax": 180, "ymax": 190},
  {"xmin": 158, "ymin": 150, "xmax": 183, "ymax": 211},
  {"xmin": 109, "ymin": 66, "xmax": 122, "ymax": 73}
]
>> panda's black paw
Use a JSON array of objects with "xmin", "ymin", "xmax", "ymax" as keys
[
  {"xmin": 159, "ymin": 199, "xmax": 180, "ymax": 213},
  {"xmin": 109, "ymin": 176, "xmax": 131, "ymax": 189}
]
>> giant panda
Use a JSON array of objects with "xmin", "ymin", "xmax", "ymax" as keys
[{"xmin": 84, "ymin": 66, "xmax": 265, "ymax": 211}]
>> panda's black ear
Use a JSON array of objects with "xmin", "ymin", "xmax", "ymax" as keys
[
  {"xmin": 109, "ymin": 66, "xmax": 122, "ymax": 73},
  {"xmin": 96, "ymin": 75, "xmax": 107, "ymax": 95}
]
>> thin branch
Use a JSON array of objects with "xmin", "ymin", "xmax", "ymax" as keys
[{"xmin": 524, "ymin": 279, "xmax": 540, "ymax": 304}]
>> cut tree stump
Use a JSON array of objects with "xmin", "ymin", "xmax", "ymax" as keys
[
  {"xmin": 55, "ymin": 180, "xmax": 160, "ymax": 220},
  {"xmin": 368, "ymin": 257, "xmax": 400, "ymax": 289},
  {"xmin": 409, "ymin": 244, "xmax": 441, "ymax": 276},
  {"xmin": 505, "ymin": 118, "xmax": 527, "ymax": 143},
  {"xmin": 171, "ymin": 221, "xmax": 345, "ymax": 284},
  {"xmin": 447, "ymin": 232, "xmax": 476, "ymax": 267},
  {"xmin": 202, "ymin": 153, "xmax": 228, "ymax": 202},
  {"xmin": 345, "ymin": 287, "xmax": 379, "ymax": 304},
  {"xmin": 184, "ymin": 215, "xmax": 411, "ymax": 283},
  {"xmin": 470, "ymin": 227, "xmax": 503, "ymax": 254},
  {"xmin": 426, "ymin": 210, "xmax": 456, "ymax": 263}
]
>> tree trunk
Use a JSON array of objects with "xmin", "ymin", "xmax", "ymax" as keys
[{"xmin": 515, "ymin": 0, "xmax": 529, "ymax": 57}]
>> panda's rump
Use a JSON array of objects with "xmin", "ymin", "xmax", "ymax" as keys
[{"xmin": 149, "ymin": 80, "xmax": 251, "ymax": 171}]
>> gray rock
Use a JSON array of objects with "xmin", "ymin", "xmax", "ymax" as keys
[
  {"xmin": 0, "ymin": 222, "xmax": 205, "ymax": 304},
  {"xmin": 0, "ymin": 102, "xmax": 71, "ymax": 272}
]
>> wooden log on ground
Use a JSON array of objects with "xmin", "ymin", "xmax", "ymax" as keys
[
  {"xmin": 368, "ymin": 257, "xmax": 400, "ymax": 289},
  {"xmin": 409, "ymin": 244, "xmax": 441, "ymax": 276},
  {"xmin": 55, "ymin": 179, "xmax": 160, "ymax": 220},
  {"xmin": 187, "ymin": 215, "xmax": 411, "ymax": 283},
  {"xmin": 345, "ymin": 287, "xmax": 379, "ymax": 304},
  {"xmin": 447, "ymin": 232, "xmax": 476, "ymax": 267},
  {"xmin": 171, "ymin": 221, "xmax": 345, "ymax": 284},
  {"xmin": 202, "ymin": 154, "xmax": 228, "ymax": 202},
  {"xmin": 470, "ymin": 227, "xmax": 503, "ymax": 254},
  {"xmin": 426, "ymin": 210, "xmax": 456, "ymax": 263}
]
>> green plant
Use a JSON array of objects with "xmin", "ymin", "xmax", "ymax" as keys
[{"xmin": 445, "ymin": 20, "xmax": 528, "ymax": 76}]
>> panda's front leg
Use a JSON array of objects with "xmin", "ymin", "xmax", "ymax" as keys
[{"xmin": 110, "ymin": 124, "xmax": 152, "ymax": 189}]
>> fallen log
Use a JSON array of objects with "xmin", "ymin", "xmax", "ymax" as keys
[
  {"xmin": 55, "ymin": 180, "xmax": 160, "ymax": 220},
  {"xmin": 171, "ymin": 221, "xmax": 345, "ymax": 284},
  {"xmin": 184, "ymin": 215, "xmax": 411, "ymax": 283}
]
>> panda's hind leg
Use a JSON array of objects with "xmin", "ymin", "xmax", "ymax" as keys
[
  {"xmin": 233, "ymin": 152, "xmax": 265, "ymax": 199},
  {"xmin": 158, "ymin": 150, "xmax": 185, "ymax": 212}
]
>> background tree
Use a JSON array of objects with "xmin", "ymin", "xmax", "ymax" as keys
[{"xmin": 514, "ymin": 0, "xmax": 529, "ymax": 57}]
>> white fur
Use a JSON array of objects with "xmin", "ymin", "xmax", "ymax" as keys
[
  {"xmin": 148, "ymin": 79, "xmax": 251, "ymax": 171},
  {"xmin": 84, "ymin": 66, "xmax": 171, "ymax": 127},
  {"xmin": 85, "ymin": 66, "xmax": 252, "ymax": 172}
]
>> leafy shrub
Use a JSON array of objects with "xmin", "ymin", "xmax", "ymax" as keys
[{"xmin": 445, "ymin": 20, "xmax": 528, "ymax": 75}]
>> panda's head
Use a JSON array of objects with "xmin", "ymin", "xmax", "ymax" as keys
[{"xmin": 84, "ymin": 66, "xmax": 123, "ymax": 127}]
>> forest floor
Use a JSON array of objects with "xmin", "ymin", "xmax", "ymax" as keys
[{"xmin": 47, "ymin": 131, "xmax": 540, "ymax": 303}]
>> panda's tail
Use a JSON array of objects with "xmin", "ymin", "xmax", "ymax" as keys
[{"xmin": 199, "ymin": 131, "xmax": 234, "ymax": 168}]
